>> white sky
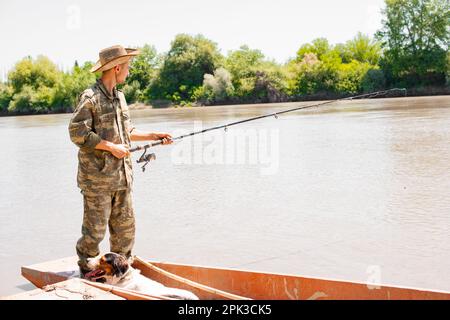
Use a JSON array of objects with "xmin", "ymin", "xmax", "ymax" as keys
[{"xmin": 0, "ymin": 0, "xmax": 385, "ymax": 80}]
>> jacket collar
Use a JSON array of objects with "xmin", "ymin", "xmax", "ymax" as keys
[{"xmin": 96, "ymin": 78, "xmax": 118, "ymax": 102}]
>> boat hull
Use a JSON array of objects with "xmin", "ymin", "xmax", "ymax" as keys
[{"xmin": 21, "ymin": 256, "xmax": 450, "ymax": 300}]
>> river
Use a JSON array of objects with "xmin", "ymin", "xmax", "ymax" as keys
[{"xmin": 1, "ymin": 95, "xmax": 450, "ymax": 296}]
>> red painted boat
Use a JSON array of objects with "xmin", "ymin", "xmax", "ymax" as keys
[{"xmin": 20, "ymin": 256, "xmax": 450, "ymax": 300}]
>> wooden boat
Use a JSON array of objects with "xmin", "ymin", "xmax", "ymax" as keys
[{"xmin": 21, "ymin": 256, "xmax": 450, "ymax": 300}]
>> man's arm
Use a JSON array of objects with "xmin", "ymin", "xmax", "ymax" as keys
[
  {"xmin": 68, "ymin": 98, "xmax": 102, "ymax": 149},
  {"xmin": 130, "ymin": 129, "xmax": 173, "ymax": 144},
  {"xmin": 95, "ymin": 140, "xmax": 130, "ymax": 159},
  {"xmin": 69, "ymin": 97, "xmax": 130, "ymax": 159}
]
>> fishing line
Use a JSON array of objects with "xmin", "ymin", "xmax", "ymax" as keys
[{"xmin": 131, "ymin": 88, "xmax": 406, "ymax": 171}]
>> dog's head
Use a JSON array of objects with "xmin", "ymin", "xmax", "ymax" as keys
[{"xmin": 84, "ymin": 252, "xmax": 130, "ymax": 284}]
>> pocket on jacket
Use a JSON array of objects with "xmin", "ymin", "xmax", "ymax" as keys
[
  {"xmin": 93, "ymin": 151, "xmax": 106, "ymax": 172},
  {"xmin": 99, "ymin": 112, "xmax": 117, "ymax": 140},
  {"xmin": 100, "ymin": 153, "xmax": 111, "ymax": 173}
]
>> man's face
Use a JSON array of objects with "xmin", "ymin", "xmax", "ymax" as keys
[{"xmin": 115, "ymin": 61, "xmax": 130, "ymax": 84}]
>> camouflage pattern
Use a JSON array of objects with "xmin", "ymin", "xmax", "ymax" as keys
[
  {"xmin": 69, "ymin": 79, "xmax": 137, "ymax": 270},
  {"xmin": 68, "ymin": 79, "xmax": 135, "ymax": 192},
  {"xmin": 76, "ymin": 189, "xmax": 135, "ymax": 269}
]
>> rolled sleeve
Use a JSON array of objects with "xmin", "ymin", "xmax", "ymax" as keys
[{"xmin": 68, "ymin": 98, "xmax": 102, "ymax": 150}]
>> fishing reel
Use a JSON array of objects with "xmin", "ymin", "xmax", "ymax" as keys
[{"xmin": 136, "ymin": 147, "xmax": 156, "ymax": 172}]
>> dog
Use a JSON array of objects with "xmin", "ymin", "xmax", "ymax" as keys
[{"xmin": 84, "ymin": 252, "xmax": 199, "ymax": 300}]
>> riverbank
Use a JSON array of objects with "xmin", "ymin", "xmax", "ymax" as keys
[{"xmin": 1, "ymin": 86, "xmax": 448, "ymax": 117}]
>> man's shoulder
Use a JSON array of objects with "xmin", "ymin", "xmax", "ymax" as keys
[
  {"xmin": 80, "ymin": 87, "xmax": 95, "ymax": 99},
  {"xmin": 78, "ymin": 84, "xmax": 101, "ymax": 105}
]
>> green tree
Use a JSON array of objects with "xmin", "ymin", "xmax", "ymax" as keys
[
  {"xmin": 289, "ymin": 41, "xmax": 343, "ymax": 96},
  {"xmin": 224, "ymin": 45, "xmax": 264, "ymax": 87},
  {"xmin": 289, "ymin": 35, "xmax": 384, "ymax": 96},
  {"xmin": 8, "ymin": 85, "xmax": 55, "ymax": 113},
  {"xmin": 361, "ymin": 68, "xmax": 386, "ymax": 92},
  {"xmin": 122, "ymin": 44, "xmax": 160, "ymax": 103},
  {"xmin": 7, "ymin": 56, "xmax": 62, "ymax": 113},
  {"xmin": 223, "ymin": 46, "xmax": 288, "ymax": 102},
  {"xmin": 336, "ymin": 61, "xmax": 377, "ymax": 93},
  {"xmin": 337, "ymin": 32, "xmax": 382, "ymax": 65},
  {"xmin": 224, "ymin": 46, "xmax": 263, "ymax": 99},
  {"xmin": 252, "ymin": 61, "xmax": 289, "ymax": 102},
  {"xmin": 149, "ymin": 34, "xmax": 222, "ymax": 103},
  {"xmin": 287, "ymin": 53, "xmax": 335, "ymax": 95},
  {"xmin": 0, "ymin": 82, "xmax": 13, "ymax": 112},
  {"xmin": 376, "ymin": 0, "xmax": 450, "ymax": 85},
  {"xmin": 194, "ymin": 67, "xmax": 235, "ymax": 104},
  {"xmin": 53, "ymin": 61, "xmax": 97, "ymax": 111},
  {"xmin": 8, "ymin": 56, "xmax": 61, "ymax": 92},
  {"xmin": 447, "ymin": 51, "xmax": 450, "ymax": 85},
  {"xmin": 296, "ymin": 38, "xmax": 332, "ymax": 61}
]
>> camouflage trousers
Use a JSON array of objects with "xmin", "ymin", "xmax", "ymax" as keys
[{"xmin": 76, "ymin": 189, "xmax": 135, "ymax": 270}]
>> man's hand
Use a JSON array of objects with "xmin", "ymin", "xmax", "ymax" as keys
[
  {"xmin": 95, "ymin": 140, "xmax": 130, "ymax": 159},
  {"xmin": 153, "ymin": 133, "xmax": 173, "ymax": 145},
  {"xmin": 110, "ymin": 144, "xmax": 130, "ymax": 159},
  {"xmin": 130, "ymin": 129, "xmax": 173, "ymax": 144}
]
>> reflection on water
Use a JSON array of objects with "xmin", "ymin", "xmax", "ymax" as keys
[{"xmin": 0, "ymin": 95, "xmax": 450, "ymax": 296}]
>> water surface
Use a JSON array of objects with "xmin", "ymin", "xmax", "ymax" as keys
[{"xmin": 1, "ymin": 96, "xmax": 450, "ymax": 296}]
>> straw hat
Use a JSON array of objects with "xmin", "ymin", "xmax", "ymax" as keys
[{"xmin": 90, "ymin": 45, "xmax": 140, "ymax": 73}]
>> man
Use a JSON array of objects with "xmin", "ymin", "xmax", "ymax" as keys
[{"xmin": 68, "ymin": 45, "xmax": 172, "ymax": 276}]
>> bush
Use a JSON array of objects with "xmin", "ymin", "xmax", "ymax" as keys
[
  {"xmin": 196, "ymin": 67, "xmax": 234, "ymax": 104},
  {"xmin": 149, "ymin": 34, "xmax": 223, "ymax": 103},
  {"xmin": 53, "ymin": 61, "xmax": 96, "ymax": 111},
  {"xmin": 252, "ymin": 63, "xmax": 289, "ymax": 103},
  {"xmin": 289, "ymin": 37, "xmax": 383, "ymax": 96},
  {"xmin": 125, "ymin": 44, "xmax": 159, "ymax": 103},
  {"xmin": 376, "ymin": 0, "xmax": 449, "ymax": 86},
  {"xmin": 336, "ymin": 60, "xmax": 374, "ymax": 94},
  {"xmin": 9, "ymin": 56, "xmax": 61, "ymax": 92},
  {"xmin": 447, "ymin": 52, "xmax": 450, "ymax": 86},
  {"xmin": 296, "ymin": 38, "xmax": 331, "ymax": 61},
  {"xmin": 121, "ymin": 80, "xmax": 142, "ymax": 104},
  {"xmin": 8, "ymin": 85, "xmax": 55, "ymax": 113},
  {"xmin": 362, "ymin": 68, "xmax": 386, "ymax": 92},
  {"xmin": 288, "ymin": 52, "xmax": 339, "ymax": 96},
  {"xmin": 0, "ymin": 83, "xmax": 13, "ymax": 112},
  {"xmin": 7, "ymin": 56, "xmax": 64, "ymax": 113},
  {"xmin": 224, "ymin": 45, "xmax": 265, "ymax": 88},
  {"xmin": 222, "ymin": 46, "xmax": 289, "ymax": 103},
  {"xmin": 337, "ymin": 33, "xmax": 382, "ymax": 65}
]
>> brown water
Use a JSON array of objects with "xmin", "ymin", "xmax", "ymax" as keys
[{"xmin": 1, "ymin": 96, "xmax": 450, "ymax": 296}]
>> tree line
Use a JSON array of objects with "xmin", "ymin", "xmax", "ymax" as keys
[{"xmin": 0, "ymin": 0, "xmax": 448, "ymax": 115}]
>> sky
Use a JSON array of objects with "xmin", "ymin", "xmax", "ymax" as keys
[{"xmin": 0, "ymin": 0, "xmax": 385, "ymax": 80}]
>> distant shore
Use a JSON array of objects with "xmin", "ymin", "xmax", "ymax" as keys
[{"xmin": 1, "ymin": 87, "xmax": 449, "ymax": 117}]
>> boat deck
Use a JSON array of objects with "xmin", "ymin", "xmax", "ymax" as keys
[{"xmin": 1, "ymin": 278, "xmax": 124, "ymax": 300}]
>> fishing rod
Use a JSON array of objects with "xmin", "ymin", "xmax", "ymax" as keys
[{"xmin": 131, "ymin": 88, "xmax": 406, "ymax": 171}]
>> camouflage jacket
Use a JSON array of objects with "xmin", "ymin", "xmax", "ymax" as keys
[{"xmin": 68, "ymin": 79, "xmax": 135, "ymax": 192}]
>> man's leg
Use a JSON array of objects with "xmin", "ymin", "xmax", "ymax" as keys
[
  {"xmin": 76, "ymin": 191, "xmax": 112, "ymax": 272},
  {"xmin": 109, "ymin": 189, "xmax": 135, "ymax": 259}
]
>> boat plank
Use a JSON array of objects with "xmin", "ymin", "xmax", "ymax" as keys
[
  {"xmin": 134, "ymin": 256, "xmax": 250, "ymax": 300},
  {"xmin": 1, "ymin": 278, "xmax": 124, "ymax": 300}
]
